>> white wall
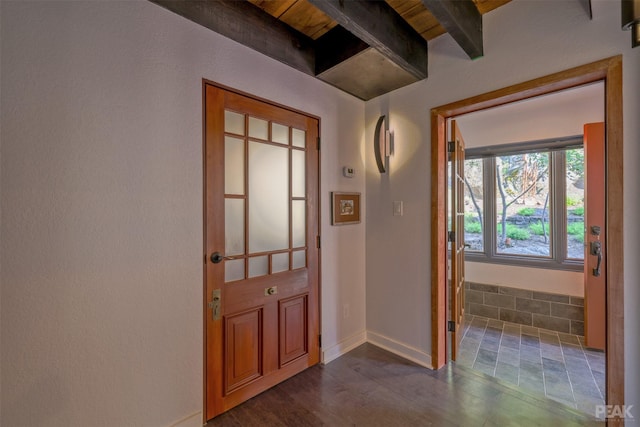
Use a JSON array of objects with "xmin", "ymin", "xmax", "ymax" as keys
[
  {"xmin": 0, "ymin": 2, "xmax": 365, "ymax": 426},
  {"xmin": 456, "ymin": 82, "xmax": 604, "ymax": 296},
  {"xmin": 365, "ymin": 0, "xmax": 639, "ymax": 410}
]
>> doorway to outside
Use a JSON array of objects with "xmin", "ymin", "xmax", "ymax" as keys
[
  {"xmin": 447, "ymin": 83, "xmax": 606, "ymax": 415},
  {"xmin": 431, "ymin": 56, "xmax": 624, "ymax": 418},
  {"xmin": 202, "ymin": 82, "xmax": 321, "ymax": 421}
]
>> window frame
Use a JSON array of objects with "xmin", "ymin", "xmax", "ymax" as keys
[{"xmin": 463, "ymin": 136, "xmax": 584, "ymax": 271}]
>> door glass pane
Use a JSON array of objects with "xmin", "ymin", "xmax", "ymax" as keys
[
  {"xmin": 272, "ymin": 123, "xmax": 289, "ymax": 145},
  {"xmin": 464, "ymin": 159, "xmax": 483, "ymax": 252},
  {"xmin": 272, "ymin": 253, "xmax": 289, "ymax": 273},
  {"xmin": 495, "ymin": 153, "xmax": 551, "ymax": 257},
  {"xmin": 225, "ymin": 136, "xmax": 245, "ymax": 195},
  {"xmin": 248, "ymin": 142, "xmax": 289, "ymax": 253},
  {"xmin": 248, "ymin": 117, "xmax": 268, "ymax": 140},
  {"xmin": 566, "ymin": 148, "xmax": 585, "ymax": 260},
  {"xmin": 248, "ymin": 256, "xmax": 268, "ymax": 278},
  {"xmin": 292, "ymin": 200, "xmax": 306, "ymax": 248},
  {"xmin": 292, "ymin": 128, "xmax": 306, "ymax": 148},
  {"xmin": 292, "ymin": 250, "xmax": 306, "ymax": 269},
  {"xmin": 292, "ymin": 150, "xmax": 306, "ymax": 198},
  {"xmin": 225, "ymin": 259, "xmax": 245, "ymax": 282},
  {"xmin": 225, "ymin": 198, "xmax": 244, "ymax": 256},
  {"xmin": 225, "ymin": 110, "xmax": 245, "ymax": 135}
]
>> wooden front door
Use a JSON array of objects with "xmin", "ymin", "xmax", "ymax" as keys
[
  {"xmin": 450, "ymin": 120, "xmax": 466, "ymax": 361},
  {"xmin": 583, "ymin": 122, "xmax": 606, "ymax": 350},
  {"xmin": 203, "ymin": 83, "xmax": 320, "ymax": 420}
]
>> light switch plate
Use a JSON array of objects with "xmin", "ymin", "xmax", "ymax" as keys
[{"xmin": 393, "ymin": 201, "xmax": 403, "ymax": 216}]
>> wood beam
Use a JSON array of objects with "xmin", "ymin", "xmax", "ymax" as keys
[
  {"xmin": 315, "ymin": 26, "xmax": 368, "ymax": 75},
  {"xmin": 421, "ymin": 0, "xmax": 483, "ymax": 59},
  {"xmin": 150, "ymin": 0, "xmax": 316, "ymax": 75},
  {"xmin": 307, "ymin": 0, "xmax": 428, "ymax": 79}
]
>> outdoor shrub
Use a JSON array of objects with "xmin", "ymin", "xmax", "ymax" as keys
[
  {"xmin": 567, "ymin": 221, "xmax": 585, "ymax": 236},
  {"xmin": 571, "ymin": 207, "xmax": 584, "ymax": 216},
  {"xmin": 529, "ymin": 222, "xmax": 549, "ymax": 236},
  {"xmin": 506, "ymin": 224, "xmax": 530, "ymax": 240},
  {"xmin": 517, "ymin": 207, "xmax": 535, "ymax": 216},
  {"xmin": 566, "ymin": 196, "xmax": 581, "ymax": 207},
  {"xmin": 465, "ymin": 221, "xmax": 482, "ymax": 234}
]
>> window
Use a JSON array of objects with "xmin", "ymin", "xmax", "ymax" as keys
[{"xmin": 463, "ymin": 138, "xmax": 584, "ymax": 270}]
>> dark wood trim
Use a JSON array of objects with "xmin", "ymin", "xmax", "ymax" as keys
[
  {"xmin": 152, "ymin": 0, "xmax": 316, "ymax": 75},
  {"xmin": 430, "ymin": 56, "xmax": 624, "ymax": 422},
  {"xmin": 421, "ymin": 0, "xmax": 483, "ymax": 59},
  {"xmin": 315, "ymin": 26, "xmax": 369, "ymax": 75},
  {"xmin": 307, "ymin": 0, "xmax": 428, "ymax": 79}
]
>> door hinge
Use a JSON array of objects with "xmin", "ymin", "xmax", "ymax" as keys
[
  {"xmin": 448, "ymin": 231, "xmax": 455, "ymax": 242},
  {"xmin": 448, "ymin": 141, "xmax": 455, "ymax": 153},
  {"xmin": 317, "ymin": 137, "xmax": 321, "ymax": 150},
  {"xmin": 318, "ymin": 335, "xmax": 322, "ymax": 347},
  {"xmin": 316, "ymin": 235, "xmax": 321, "ymax": 248},
  {"xmin": 448, "ymin": 321, "xmax": 456, "ymax": 332}
]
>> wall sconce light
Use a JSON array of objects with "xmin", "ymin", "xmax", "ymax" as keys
[
  {"xmin": 622, "ymin": 0, "xmax": 640, "ymax": 47},
  {"xmin": 374, "ymin": 115, "xmax": 393, "ymax": 173}
]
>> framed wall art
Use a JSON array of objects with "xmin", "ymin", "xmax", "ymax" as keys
[{"xmin": 331, "ymin": 192, "xmax": 361, "ymax": 225}]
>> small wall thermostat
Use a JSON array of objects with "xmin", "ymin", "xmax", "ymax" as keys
[{"xmin": 343, "ymin": 166, "xmax": 355, "ymax": 178}]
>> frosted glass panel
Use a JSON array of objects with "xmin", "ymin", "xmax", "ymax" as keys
[
  {"xmin": 292, "ymin": 250, "xmax": 306, "ymax": 269},
  {"xmin": 248, "ymin": 256, "xmax": 268, "ymax": 278},
  {"xmin": 292, "ymin": 200, "xmax": 306, "ymax": 248},
  {"xmin": 225, "ymin": 259, "xmax": 245, "ymax": 282},
  {"xmin": 272, "ymin": 253, "xmax": 289, "ymax": 273},
  {"xmin": 225, "ymin": 136, "xmax": 245, "ymax": 195},
  {"xmin": 292, "ymin": 150, "xmax": 305, "ymax": 198},
  {"xmin": 249, "ymin": 142, "xmax": 289, "ymax": 253},
  {"xmin": 272, "ymin": 123, "xmax": 289, "ymax": 145},
  {"xmin": 225, "ymin": 199, "xmax": 244, "ymax": 256},
  {"xmin": 248, "ymin": 117, "xmax": 268, "ymax": 140},
  {"xmin": 292, "ymin": 128, "xmax": 306, "ymax": 148},
  {"xmin": 225, "ymin": 110, "xmax": 245, "ymax": 135}
]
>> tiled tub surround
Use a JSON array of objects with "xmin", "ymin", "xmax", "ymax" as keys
[
  {"xmin": 465, "ymin": 282, "xmax": 585, "ymax": 336},
  {"xmin": 458, "ymin": 315, "xmax": 606, "ymax": 418}
]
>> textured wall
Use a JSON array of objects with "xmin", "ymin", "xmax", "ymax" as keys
[
  {"xmin": 365, "ymin": 0, "xmax": 640, "ymax": 409},
  {"xmin": 0, "ymin": 2, "xmax": 365, "ymax": 426}
]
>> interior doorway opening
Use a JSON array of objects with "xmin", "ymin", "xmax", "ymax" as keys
[
  {"xmin": 445, "ymin": 85, "xmax": 607, "ymax": 413},
  {"xmin": 431, "ymin": 56, "xmax": 624, "ymax": 418}
]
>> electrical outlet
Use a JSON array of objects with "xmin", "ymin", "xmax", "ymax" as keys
[{"xmin": 343, "ymin": 304, "xmax": 350, "ymax": 319}]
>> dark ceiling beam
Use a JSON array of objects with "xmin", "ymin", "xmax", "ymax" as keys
[
  {"xmin": 150, "ymin": 0, "xmax": 316, "ymax": 75},
  {"xmin": 315, "ymin": 26, "xmax": 369, "ymax": 75},
  {"xmin": 421, "ymin": 0, "xmax": 483, "ymax": 59},
  {"xmin": 307, "ymin": 0, "xmax": 428, "ymax": 79}
]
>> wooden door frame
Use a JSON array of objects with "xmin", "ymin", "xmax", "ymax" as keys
[
  {"xmin": 430, "ymin": 56, "xmax": 624, "ymax": 409},
  {"xmin": 202, "ymin": 79, "xmax": 323, "ymax": 419}
]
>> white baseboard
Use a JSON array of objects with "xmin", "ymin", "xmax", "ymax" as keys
[
  {"xmin": 321, "ymin": 330, "xmax": 367, "ymax": 364},
  {"xmin": 366, "ymin": 331, "xmax": 433, "ymax": 369},
  {"xmin": 168, "ymin": 411, "xmax": 202, "ymax": 427}
]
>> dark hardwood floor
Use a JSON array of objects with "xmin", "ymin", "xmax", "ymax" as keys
[{"xmin": 206, "ymin": 343, "xmax": 602, "ymax": 426}]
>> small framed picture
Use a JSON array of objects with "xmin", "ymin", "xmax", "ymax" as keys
[{"xmin": 331, "ymin": 192, "xmax": 361, "ymax": 225}]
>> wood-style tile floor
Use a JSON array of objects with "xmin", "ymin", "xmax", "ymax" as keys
[
  {"xmin": 457, "ymin": 315, "xmax": 605, "ymax": 419},
  {"xmin": 206, "ymin": 343, "xmax": 601, "ymax": 426}
]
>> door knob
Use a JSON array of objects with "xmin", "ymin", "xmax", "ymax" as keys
[{"xmin": 210, "ymin": 252, "xmax": 234, "ymax": 264}]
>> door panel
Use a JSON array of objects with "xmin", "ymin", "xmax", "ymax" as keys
[
  {"xmin": 225, "ymin": 309, "xmax": 263, "ymax": 393},
  {"xmin": 450, "ymin": 120, "xmax": 466, "ymax": 361},
  {"xmin": 584, "ymin": 122, "xmax": 606, "ymax": 350},
  {"xmin": 204, "ymin": 84, "xmax": 320, "ymax": 420},
  {"xmin": 279, "ymin": 295, "xmax": 308, "ymax": 366}
]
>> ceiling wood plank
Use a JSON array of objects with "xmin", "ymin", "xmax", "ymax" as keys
[
  {"xmin": 150, "ymin": 0, "xmax": 316, "ymax": 75},
  {"xmin": 307, "ymin": 0, "xmax": 428, "ymax": 79},
  {"xmin": 421, "ymin": 0, "xmax": 483, "ymax": 59}
]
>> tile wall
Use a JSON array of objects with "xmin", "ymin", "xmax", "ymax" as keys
[{"xmin": 464, "ymin": 282, "xmax": 585, "ymax": 335}]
